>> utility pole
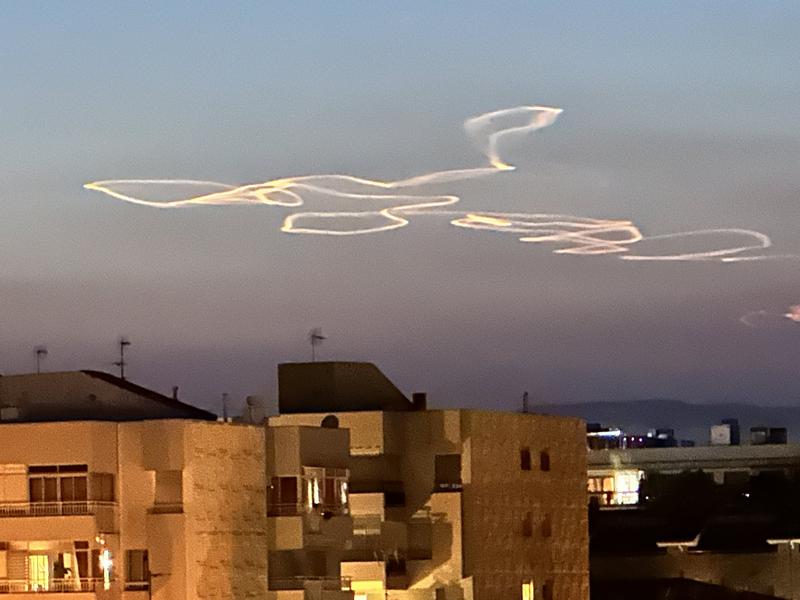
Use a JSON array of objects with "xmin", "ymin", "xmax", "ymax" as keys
[{"xmin": 114, "ymin": 337, "xmax": 131, "ymax": 380}]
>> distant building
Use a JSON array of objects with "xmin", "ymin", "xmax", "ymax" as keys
[
  {"xmin": 586, "ymin": 419, "xmax": 800, "ymax": 599},
  {"xmin": 271, "ymin": 362, "xmax": 589, "ymax": 600}
]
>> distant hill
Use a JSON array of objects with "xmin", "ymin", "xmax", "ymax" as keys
[{"xmin": 532, "ymin": 399, "xmax": 800, "ymax": 444}]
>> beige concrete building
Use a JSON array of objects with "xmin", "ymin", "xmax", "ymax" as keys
[
  {"xmin": 0, "ymin": 371, "xmax": 268, "ymax": 599},
  {"xmin": 0, "ymin": 365, "xmax": 589, "ymax": 600},
  {"xmin": 0, "ymin": 419, "xmax": 268, "ymax": 599},
  {"xmin": 271, "ymin": 362, "xmax": 589, "ymax": 600}
]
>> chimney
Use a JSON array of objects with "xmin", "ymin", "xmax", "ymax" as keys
[
  {"xmin": 172, "ymin": 386, "xmax": 179, "ymax": 401},
  {"xmin": 412, "ymin": 392, "xmax": 427, "ymax": 411}
]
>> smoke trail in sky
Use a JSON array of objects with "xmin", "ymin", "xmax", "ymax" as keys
[
  {"xmin": 84, "ymin": 105, "xmax": 790, "ymax": 262},
  {"xmin": 740, "ymin": 305, "xmax": 800, "ymax": 327}
]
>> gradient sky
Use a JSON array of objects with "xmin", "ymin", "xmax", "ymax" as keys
[{"xmin": 1, "ymin": 2, "xmax": 798, "ymax": 415}]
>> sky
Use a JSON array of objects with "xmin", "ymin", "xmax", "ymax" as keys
[{"xmin": 1, "ymin": 1, "xmax": 798, "ymax": 415}]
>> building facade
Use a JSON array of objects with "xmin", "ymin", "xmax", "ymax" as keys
[
  {"xmin": 0, "ymin": 365, "xmax": 590, "ymax": 600},
  {"xmin": 0, "ymin": 419, "xmax": 268, "ymax": 599},
  {"xmin": 270, "ymin": 362, "xmax": 589, "ymax": 600}
]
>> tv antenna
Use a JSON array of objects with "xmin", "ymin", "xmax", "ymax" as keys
[
  {"xmin": 308, "ymin": 327, "xmax": 326, "ymax": 362},
  {"xmin": 34, "ymin": 346, "xmax": 48, "ymax": 374},
  {"xmin": 113, "ymin": 337, "xmax": 131, "ymax": 380}
]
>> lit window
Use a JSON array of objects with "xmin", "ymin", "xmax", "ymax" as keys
[{"xmin": 522, "ymin": 580, "xmax": 535, "ymax": 600}]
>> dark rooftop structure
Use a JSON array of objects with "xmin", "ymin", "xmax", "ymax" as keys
[
  {"xmin": 278, "ymin": 361, "xmax": 414, "ymax": 414},
  {"xmin": 0, "ymin": 370, "xmax": 216, "ymax": 422}
]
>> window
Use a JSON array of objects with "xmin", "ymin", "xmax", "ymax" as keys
[
  {"xmin": 125, "ymin": 550, "xmax": 149, "ymax": 589},
  {"xmin": 28, "ymin": 465, "xmax": 92, "ymax": 506},
  {"xmin": 268, "ymin": 477, "xmax": 299, "ymax": 515},
  {"xmin": 434, "ymin": 455, "xmax": 462, "ymax": 490},
  {"xmin": 520, "ymin": 448, "xmax": 532, "ymax": 471},
  {"xmin": 522, "ymin": 580, "xmax": 535, "ymax": 600},
  {"xmin": 90, "ymin": 473, "xmax": 115, "ymax": 502},
  {"xmin": 541, "ymin": 515, "xmax": 552, "ymax": 538},
  {"xmin": 73, "ymin": 541, "xmax": 103, "ymax": 580},
  {"xmin": 522, "ymin": 512, "xmax": 533, "ymax": 537},
  {"xmin": 540, "ymin": 450, "xmax": 550, "ymax": 472},
  {"xmin": 301, "ymin": 467, "xmax": 349, "ymax": 513},
  {"xmin": 543, "ymin": 579, "xmax": 554, "ymax": 600},
  {"xmin": 153, "ymin": 470, "xmax": 182, "ymax": 510}
]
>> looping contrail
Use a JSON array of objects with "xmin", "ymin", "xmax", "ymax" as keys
[{"xmin": 84, "ymin": 104, "xmax": 790, "ymax": 263}]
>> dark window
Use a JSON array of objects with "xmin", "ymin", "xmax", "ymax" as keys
[
  {"xmin": 61, "ymin": 477, "xmax": 88, "ymax": 502},
  {"xmin": 540, "ymin": 450, "xmax": 551, "ymax": 472},
  {"xmin": 384, "ymin": 490, "xmax": 405, "ymax": 507},
  {"xmin": 543, "ymin": 579, "xmax": 554, "ymax": 600},
  {"xmin": 434, "ymin": 455, "xmax": 462, "ymax": 490},
  {"xmin": 126, "ymin": 550, "xmax": 149, "ymax": 584},
  {"xmin": 324, "ymin": 477, "xmax": 337, "ymax": 506},
  {"xmin": 269, "ymin": 477, "xmax": 299, "ymax": 515},
  {"xmin": 520, "ymin": 448, "xmax": 532, "ymax": 471},
  {"xmin": 541, "ymin": 515, "xmax": 552, "ymax": 538},
  {"xmin": 90, "ymin": 473, "xmax": 115, "ymax": 501},
  {"xmin": 522, "ymin": 512, "xmax": 533, "ymax": 537}
]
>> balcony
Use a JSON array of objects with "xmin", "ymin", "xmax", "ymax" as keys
[
  {"xmin": 0, "ymin": 502, "xmax": 118, "ymax": 540},
  {"xmin": 0, "ymin": 502, "xmax": 116, "ymax": 519},
  {"xmin": 0, "ymin": 578, "xmax": 106, "ymax": 593}
]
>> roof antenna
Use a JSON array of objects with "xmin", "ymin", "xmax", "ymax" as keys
[
  {"xmin": 34, "ymin": 346, "xmax": 48, "ymax": 375},
  {"xmin": 113, "ymin": 337, "xmax": 131, "ymax": 380},
  {"xmin": 522, "ymin": 391, "xmax": 529, "ymax": 414},
  {"xmin": 308, "ymin": 327, "xmax": 326, "ymax": 362}
]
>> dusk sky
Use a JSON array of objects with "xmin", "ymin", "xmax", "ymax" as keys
[{"xmin": 1, "ymin": 2, "xmax": 798, "ymax": 414}]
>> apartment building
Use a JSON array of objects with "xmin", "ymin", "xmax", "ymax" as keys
[
  {"xmin": 0, "ymin": 370, "xmax": 270, "ymax": 599},
  {"xmin": 270, "ymin": 362, "xmax": 590, "ymax": 600},
  {"xmin": 0, "ymin": 365, "xmax": 589, "ymax": 600},
  {"xmin": 266, "ymin": 425, "xmax": 353, "ymax": 600}
]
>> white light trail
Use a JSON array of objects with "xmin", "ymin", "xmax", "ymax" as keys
[{"xmin": 84, "ymin": 104, "xmax": 791, "ymax": 262}]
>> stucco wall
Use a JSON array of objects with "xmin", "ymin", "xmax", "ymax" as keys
[
  {"xmin": 184, "ymin": 422, "xmax": 268, "ymax": 600},
  {"xmin": 461, "ymin": 411, "xmax": 589, "ymax": 600}
]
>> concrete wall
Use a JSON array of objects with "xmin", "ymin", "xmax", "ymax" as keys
[
  {"xmin": 184, "ymin": 422, "xmax": 268, "ymax": 600},
  {"xmin": 0, "ymin": 419, "xmax": 267, "ymax": 600},
  {"xmin": 461, "ymin": 411, "xmax": 589, "ymax": 600}
]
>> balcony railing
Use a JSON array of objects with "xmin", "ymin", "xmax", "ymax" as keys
[
  {"xmin": 268, "ymin": 576, "xmax": 352, "ymax": 591},
  {"xmin": 268, "ymin": 503, "xmax": 349, "ymax": 517},
  {"xmin": 0, "ymin": 501, "xmax": 116, "ymax": 518},
  {"xmin": 0, "ymin": 578, "xmax": 106, "ymax": 593}
]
